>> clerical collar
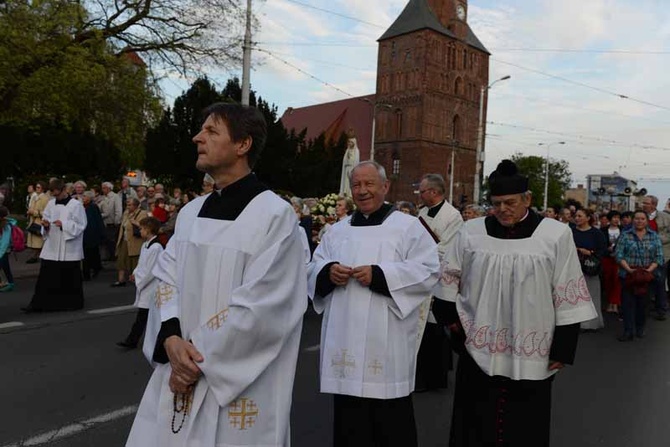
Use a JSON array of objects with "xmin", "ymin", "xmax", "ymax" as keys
[
  {"xmin": 485, "ymin": 208, "xmax": 543, "ymax": 240},
  {"xmin": 198, "ymin": 173, "xmax": 268, "ymax": 221},
  {"xmin": 351, "ymin": 203, "xmax": 395, "ymax": 227},
  {"xmin": 55, "ymin": 195, "xmax": 72, "ymax": 206},
  {"xmin": 427, "ymin": 200, "xmax": 445, "ymax": 218}
]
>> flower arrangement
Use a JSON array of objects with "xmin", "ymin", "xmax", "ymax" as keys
[{"xmin": 310, "ymin": 193, "xmax": 340, "ymax": 217}]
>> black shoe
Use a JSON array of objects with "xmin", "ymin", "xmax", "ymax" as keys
[
  {"xmin": 655, "ymin": 314, "xmax": 666, "ymax": 321},
  {"xmin": 116, "ymin": 341, "xmax": 137, "ymax": 350},
  {"xmin": 617, "ymin": 333, "xmax": 634, "ymax": 342},
  {"xmin": 92, "ymin": 269, "xmax": 101, "ymax": 279},
  {"xmin": 110, "ymin": 281, "xmax": 126, "ymax": 287},
  {"xmin": 26, "ymin": 257, "xmax": 39, "ymax": 264},
  {"xmin": 20, "ymin": 305, "xmax": 41, "ymax": 314},
  {"xmin": 636, "ymin": 330, "xmax": 646, "ymax": 338}
]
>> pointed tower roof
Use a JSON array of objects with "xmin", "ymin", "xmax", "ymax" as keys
[{"xmin": 378, "ymin": 0, "xmax": 489, "ymax": 54}]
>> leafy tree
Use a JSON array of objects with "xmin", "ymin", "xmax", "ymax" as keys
[{"xmin": 510, "ymin": 153, "xmax": 572, "ymax": 210}]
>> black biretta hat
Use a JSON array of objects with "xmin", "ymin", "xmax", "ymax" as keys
[{"xmin": 488, "ymin": 160, "xmax": 529, "ymax": 196}]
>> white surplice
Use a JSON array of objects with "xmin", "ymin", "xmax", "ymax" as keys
[
  {"xmin": 307, "ymin": 211, "xmax": 440, "ymax": 399},
  {"xmin": 127, "ymin": 191, "xmax": 308, "ymax": 447},
  {"xmin": 442, "ymin": 217, "xmax": 598, "ymax": 381},
  {"xmin": 132, "ymin": 236, "xmax": 164, "ymax": 368},
  {"xmin": 40, "ymin": 198, "xmax": 86, "ymax": 261}
]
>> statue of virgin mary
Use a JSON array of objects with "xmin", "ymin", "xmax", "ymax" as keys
[{"xmin": 339, "ymin": 130, "xmax": 360, "ymax": 197}]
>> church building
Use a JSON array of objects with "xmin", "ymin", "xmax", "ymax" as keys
[{"xmin": 281, "ymin": 0, "xmax": 490, "ymax": 203}]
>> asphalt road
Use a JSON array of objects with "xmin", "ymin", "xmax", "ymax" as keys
[{"xmin": 1, "ymin": 271, "xmax": 669, "ymax": 446}]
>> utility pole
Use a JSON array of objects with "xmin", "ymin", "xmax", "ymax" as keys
[{"xmin": 241, "ymin": 0, "xmax": 252, "ymax": 106}]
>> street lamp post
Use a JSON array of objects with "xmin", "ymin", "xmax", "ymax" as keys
[
  {"xmin": 538, "ymin": 141, "xmax": 565, "ymax": 211},
  {"xmin": 363, "ymin": 99, "xmax": 392, "ymax": 161},
  {"xmin": 474, "ymin": 75, "xmax": 511, "ymax": 204}
]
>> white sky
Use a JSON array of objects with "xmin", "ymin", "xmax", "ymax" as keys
[{"xmin": 162, "ymin": 0, "xmax": 670, "ymax": 201}]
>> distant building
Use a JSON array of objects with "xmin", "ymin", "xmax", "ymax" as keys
[
  {"xmin": 587, "ymin": 174, "xmax": 642, "ymax": 211},
  {"xmin": 281, "ymin": 0, "xmax": 490, "ymax": 202},
  {"xmin": 564, "ymin": 184, "xmax": 587, "ymax": 208}
]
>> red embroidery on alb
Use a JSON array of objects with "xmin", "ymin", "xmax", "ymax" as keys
[
  {"xmin": 460, "ymin": 314, "xmax": 552, "ymax": 359},
  {"xmin": 440, "ymin": 261, "xmax": 460, "ymax": 286},
  {"xmin": 553, "ymin": 276, "xmax": 591, "ymax": 308}
]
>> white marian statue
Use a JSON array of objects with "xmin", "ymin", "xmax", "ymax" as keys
[{"xmin": 339, "ymin": 134, "xmax": 360, "ymax": 197}]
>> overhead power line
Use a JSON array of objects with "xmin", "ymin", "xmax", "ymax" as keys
[
  {"xmin": 493, "ymin": 58, "xmax": 670, "ymax": 112},
  {"xmin": 282, "ymin": 0, "xmax": 386, "ymax": 29},
  {"xmin": 255, "ymin": 47, "xmax": 356, "ymax": 98},
  {"xmin": 487, "ymin": 121, "xmax": 670, "ymax": 151}
]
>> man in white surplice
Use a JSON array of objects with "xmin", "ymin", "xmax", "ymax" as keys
[
  {"xmin": 126, "ymin": 103, "xmax": 308, "ymax": 447},
  {"xmin": 443, "ymin": 160, "xmax": 597, "ymax": 447},
  {"xmin": 308, "ymin": 161, "xmax": 439, "ymax": 447},
  {"xmin": 415, "ymin": 173, "xmax": 463, "ymax": 391}
]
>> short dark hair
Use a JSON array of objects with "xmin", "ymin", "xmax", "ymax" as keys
[
  {"xmin": 203, "ymin": 103, "xmax": 267, "ymax": 168},
  {"xmin": 607, "ymin": 210, "xmax": 621, "ymax": 220},
  {"xmin": 139, "ymin": 216, "xmax": 161, "ymax": 235},
  {"xmin": 621, "ymin": 211, "xmax": 634, "ymax": 219},
  {"xmin": 48, "ymin": 179, "xmax": 64, "ymax": 192}
]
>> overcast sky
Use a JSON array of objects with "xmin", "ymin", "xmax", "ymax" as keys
[{"xmin": 164, "ymin": 0, "xmax": 670, "ymax": 200}]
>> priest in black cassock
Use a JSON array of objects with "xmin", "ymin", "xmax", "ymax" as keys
[
  {"xmin": 442, "ymin": 160, "xmax": 597, "ymax": 446},
  {"xmin": 308, "ymin": 161, "xmax": 439, "ymax": 447}
]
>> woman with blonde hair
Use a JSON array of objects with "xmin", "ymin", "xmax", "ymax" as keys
[{"xmin": 26, "ymin": 181, "xmax": 49, "ymax": 264}]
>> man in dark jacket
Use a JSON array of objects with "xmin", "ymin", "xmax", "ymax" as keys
[{"xmin": 82, "ymin": 191, "xmax": 105, "ymax": 280}]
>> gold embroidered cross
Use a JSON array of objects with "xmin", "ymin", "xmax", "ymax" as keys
[
  {"xmin": 155, "ymin": 284, "xmax": 174, "ymax": 308},
  {"xmin": 206, "ymin": 308, "xmax": 229, "ymax": 331},
  {"xmin": 331, "ymin": 349, "xmax": 355, "ymax": 378},
  {"xmin": 228, "ymin": 398, "xmax": 259, "ymax": 430},
  {"xmin": 368, "ymin": 359, "xmax": 383, "ymax": 375}
]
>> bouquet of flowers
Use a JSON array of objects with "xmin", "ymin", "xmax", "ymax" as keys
[{"xmin": 310, "ymin": 193, "xmax": 339, "ymax": 218}]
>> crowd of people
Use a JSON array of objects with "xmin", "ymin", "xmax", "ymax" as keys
[{"xmin": 2, "ymin": 102, "xmax": 670, "ymax": 447}]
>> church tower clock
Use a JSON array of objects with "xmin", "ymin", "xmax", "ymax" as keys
[{"xmin": 374, "ymin": 0, "xmax": 490, "ymax": 204}]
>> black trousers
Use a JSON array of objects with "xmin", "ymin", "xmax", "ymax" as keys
[
  {"xmin": 82, "ymin": 246, "xmax": 102, "ymax": 279},
  {"xmin": 124, "ymin": 308, "xmax": 149, "ymax": 346},
  {"xmin": 333, "ymin": 394, "xmax": 417, "ymax": 447}
]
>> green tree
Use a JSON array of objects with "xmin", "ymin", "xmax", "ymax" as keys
[{"xmin": 510, "ymin": 153, "xmax": 572, "ymax": 209}]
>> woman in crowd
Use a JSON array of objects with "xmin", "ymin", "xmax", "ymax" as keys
[
  {"xmin": 111, "ymin": 198, "xmax": 147, "ymax": 287},
  {"xmin": 73, "ymin": 180, "xmax": 87, "ymax": 201},
  {"xmin": 396, "ymin": 201, "xmax": 417, "ymax": 216},
  {"xmin": 82, "ymin": 191, "xmax": 105, "ymax": 281},
  {"xmin": 615, "ymin": 210, "xmax": 664, "ymax": 341},
  {"xmin": 25, "ymin": 181, "xmax": 49, "ymax": 264},
  {"xmin": 0, "ymin": 206, "xmax": 17, "ymax": 292},
  {"xmin": 461, "ymin": 204, "xmax": 485, "ymax": 221},
  {"xmin": 572, "ymin": 208, "xmax": 607, "ymax": 331},
  {"xmin": 149, "ymin": 195, "xmax": 168, "ymax": 224},
  {"xmin": 316, "ymin": 196, "xmax": 354, "ymax": 243},
  {"xmin": 601, "ymin": 210, "xmax": 622, "ymax": 314}
]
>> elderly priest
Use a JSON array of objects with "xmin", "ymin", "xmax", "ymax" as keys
[
  {"xmin": 308, "ymin": 161, "xmax": 440, "ymax": 447},
  {"xmin": 442, "ymin": 160, "xmax": 597, "ymax": 447}
]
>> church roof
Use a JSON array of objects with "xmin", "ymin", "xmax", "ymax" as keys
[
  {"xmin": 280, "ymin": 94, "xmax": 375, "ymax": 160},
  {"xmin": 378, "ymin": 0, "xmax": 489, "ymax": 54}
]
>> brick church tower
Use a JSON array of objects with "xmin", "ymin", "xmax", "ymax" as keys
[{"xmin": 374, "ymin": 0, "xmax": 490, "ymax": 204}]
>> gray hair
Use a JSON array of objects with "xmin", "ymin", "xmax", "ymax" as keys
[
  {"xmin": 421, "ymin": 174, "xmax": 446, "ymax": 195},
  {"xmin": 290, "ymin": 196, "xmax": 303, "ymax": 208},
  {"xmin": 83, "ymin": 191, "xmax": 95, "ymax": 199},
  {"xmin": 203, "ymin": 174, "xmax": 215, "ymax": 185},
  {"xmin": 348, "ymin": 161, "xmax": 387, "ymax": 184},
  {"xmin": 127, "ymin": 197, "xmax": 140, "ymax": 206},
  {"xmin": 645, "ymin": 195, "xmax": 658, "ymax": 206},
  {"xmin": 101, "ymin": 182, "xmax": 114, "ymax": 189},
  {"xmin": 464, "ymin": 204, "xmax": 485, "ymax": 217},
  {"xmin": 74, "ymin": 180, "xmax": 87, "ymax": 189}
]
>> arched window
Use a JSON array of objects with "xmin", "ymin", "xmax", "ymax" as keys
[
  {"xmin": 462, "ymin": 49, "xmax": 467, "ymax": 69},
  {"xmin": 454, "ymin": 77, "xmax": 462, "ymax": 96}
]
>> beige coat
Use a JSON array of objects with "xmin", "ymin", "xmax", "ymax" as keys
[
  {"xmin": 26, "ymin": 193, "xmax": 50, "ymax": 249},
  {"xmin": 116, "ymin": 208, "xmax": 148, "ymax": 257}
]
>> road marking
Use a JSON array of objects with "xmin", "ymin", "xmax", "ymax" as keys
[
  {"xmin": 0, "ymin": 322, "xmax": 24, "ymax": 330},
  {"xmin": 304, "ymin": 344, "xmax": 320, "ymax": 352},
  {"xmin": 87, "ymin": 305, "xmax": 136, "ymax": 315},
  {"xmin": 1, "ymin": 405, "xmax": 138, "ymax": 447}
]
